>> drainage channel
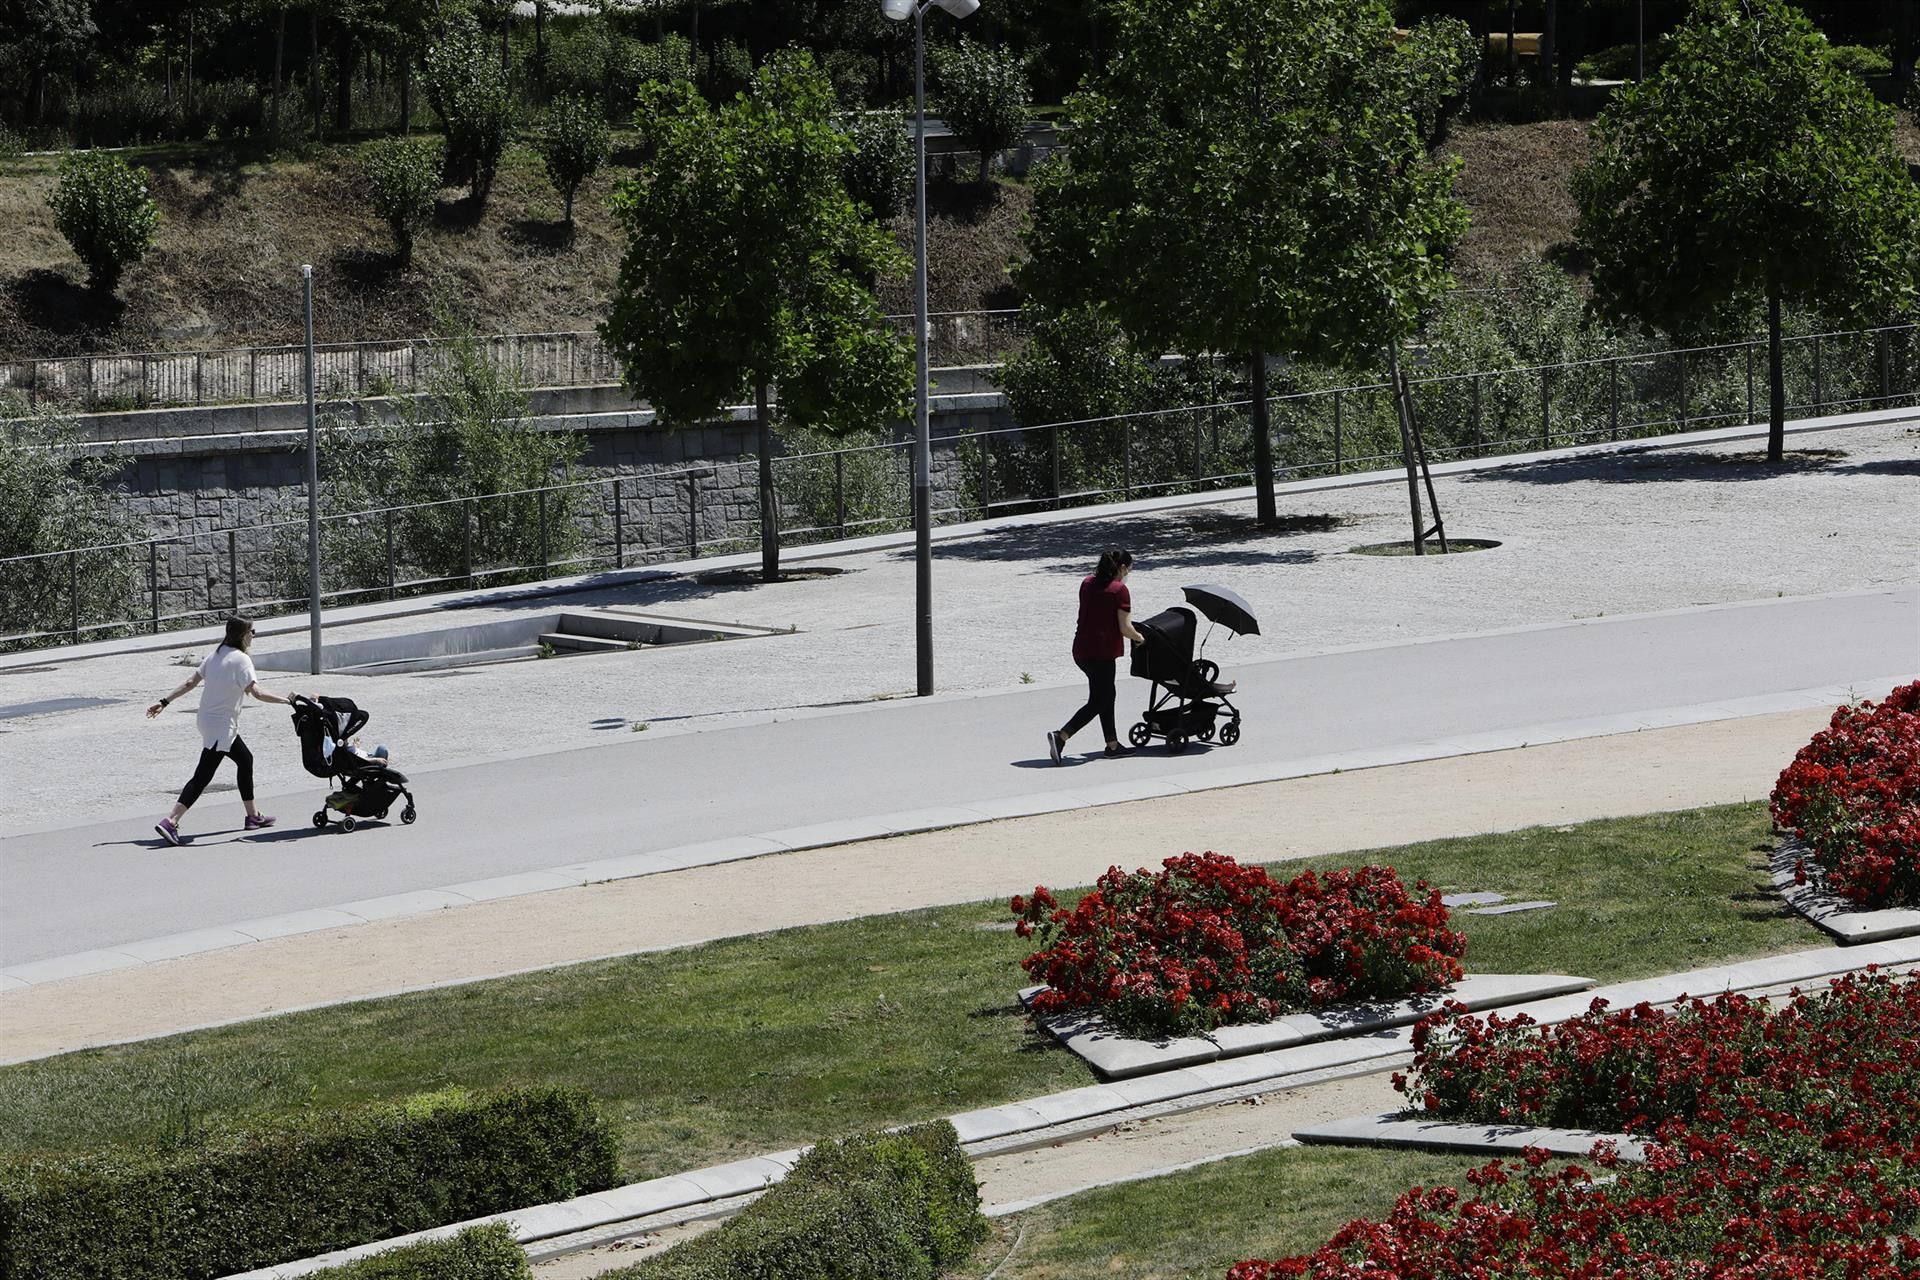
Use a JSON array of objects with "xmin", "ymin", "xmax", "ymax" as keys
[{"xmin": 256, "ymin": 609, "xmax": 789, "ymax": 676}]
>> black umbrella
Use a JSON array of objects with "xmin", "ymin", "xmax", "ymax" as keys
[{"xmin": 1181, "ymin": 584, "xmax": 1260, "ymax": 636}]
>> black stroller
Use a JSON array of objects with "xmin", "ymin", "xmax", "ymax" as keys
[
  {"xmin": 290, "ymin": 695, "xmax": 417, "ymax": 833},
  {"xmin": 1128, "ymin": 606, "xmax": 1242, "ymax": 752}
]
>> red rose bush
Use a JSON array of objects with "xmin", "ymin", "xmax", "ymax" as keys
[
  {"xmin": 1231, "ymin": 971, "xmax": 1920, "ymax": 1279},
  {"xmin": 1770, "ymin": 680, "xmax": 1920, "ymax": 907},
  {"xmin": 1011, "ymin": 853, "xmax": 1465, "ymax": 1038}
]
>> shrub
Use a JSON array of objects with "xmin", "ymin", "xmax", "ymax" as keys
[
  {"xmin": 47, "ymin": 150, "xmax": 158, "ymax": 294},
  {"xmin": 71, "ymin": 79, "xmax": 175, "ymax": 147},
  {"xmin": 424, "ymin": 15, "xmax": 515, "ymax": 204},
  {"xmin": 0, "ymin": 1085, "xmax": 618, "ymax": 1280},
  {"xmin": 838, "ymin": 108, "xmax": 912, "ymax": 224},
  {"xmin": 1398, "ymin": 16, "xmax": 1478, "ymax": 149},
  {"xmin": 362, "ymin": 136, "xmax": 443, "ymax": 265},
  {"xmin": 629, "ymin": 34, "xmax": 694, "ymax": 95},
  {"xmin": 1240, "ymin": 972, "xmax": 1920, "ymax": 1279},
  {"xmin": 1770, "ymin": 681, "xmax": 1920, "ymax": 906},
  {"xmin": 700, "ymin": 39, "xmax": 753, "ymax": 101},
  {"xmin": 0, "ymin": 408, "xmax": 143, "ymax": 648},
  {"xmin": 181, "ymin": 78, "xmax": 266, "ymax": 142},
  {"xmin": 613, "ymin": 1122, "xmax": 986, "ymax": 1280},
  {"xmin": 933, "ymin": 38, "xmax": 1029, "ymax": 182},
  {"xmin": 1012, "ymin": 854, "xmax": 1466, "ymax": 1037},
  {"xmin": 309, "ymin": 1225, "xmax": 531, "ymax": 1280},
  {"xmin": 1828, "ymin": 43, "xmax": 1893, "ymax": 78},
  {"xmin": 0, "ymin": 123, "xmax": 26, "ymax": 159},
  {"xmin": 537, "ymin": 94, "xmax": 610, "ymax": 225},
  {"xmin": 1574, "ymin": 37, "xmax": 1674, "ymax": 82}
]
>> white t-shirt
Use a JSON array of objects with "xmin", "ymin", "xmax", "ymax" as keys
[{"xmin": 196, "ymin": 645, "xmax": 257, "ymax": 750}]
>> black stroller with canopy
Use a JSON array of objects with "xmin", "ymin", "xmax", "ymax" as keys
[
  {"xmin": 289, "ymin": 695, "xmax": 417, "ymax": 832},
  {"xmin": 1127, "ymin": 585, "xmax": 1258, "ymax": 753}
]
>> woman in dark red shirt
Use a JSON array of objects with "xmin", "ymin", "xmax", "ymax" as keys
[{"xmin": 1048, "ymin": 548, "xmax": 1146, "ymax": 763}]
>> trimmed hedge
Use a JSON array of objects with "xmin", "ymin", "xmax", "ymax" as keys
[
  {"xmin": 0, "ymin": 1087, "xmax": 617, "ymax": 1280},
  {"xmin": 308, "ymin": 1225, "xmax": 532, "ymax": 1280},
  {"xmin": 614, "ymin": 1122, "xmax": 986, "ymax": 1280}
]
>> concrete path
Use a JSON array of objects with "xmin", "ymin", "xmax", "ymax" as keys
[
  {"xmin": 0, "ymin": 705, "xmax": 1858, "ymax": 1061},
  {"xmin": 3, "ymin": 587, "xmax": 1912, "ymax": 976}
]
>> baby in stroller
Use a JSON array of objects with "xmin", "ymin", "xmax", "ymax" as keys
[
  {"xmin": 1127, "ymin": 606, "xmax": 1243, "ymax": 753},
  {"xmin": 289, "ymin": 694, "xmax": 418, "ymax": 832}
]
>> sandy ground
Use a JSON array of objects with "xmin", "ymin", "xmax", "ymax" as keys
[
  {"xmin": 531, "ymin": 1073, "xmax": 1402, "ymax": 1280},
  {"xmin": 0, "ymin": 707, "xmax": 1825, "ymax": 1062},
  {"xmin": 2, "ymin": 419, "xmax": 1914, "ymax": 834}
]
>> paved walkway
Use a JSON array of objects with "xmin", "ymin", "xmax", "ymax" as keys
[
  {"xmin": 0, "ymin": 706, "xmax": 1840, "ymax": 1062},
  {"xmin": 2, "ymin": 415, "xmax": 1914, "ymax": 836}
]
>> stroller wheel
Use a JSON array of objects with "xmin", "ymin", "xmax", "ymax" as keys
[
  {"xmin": 1219, "ymin": 720, "xmax": 1242, "ymax": 747},
  {"xmin": 1127, "ymin": 722, "xmax": 1152, "ymax": 748},
  {"xmin": 1168, "ymin": 735, "xmax": 1189, "ymax": 754},
  {"xmin": 1198, "ymin": 725, "xmax": 1216, "ymax": 743},
  {"xmin": 376, "ymin": 809, "xmax": 390, "ymax": 821},
  {"xmin": 312, "ymin": 809, "xmax": 328, "ymax": 829},
  {"xmin": 341, "ymin": 816, "xmax": 358, "ymax": 833},
  {"xmin": 401, "ymin": 805, "xmax": 418, "ymax": 825}
]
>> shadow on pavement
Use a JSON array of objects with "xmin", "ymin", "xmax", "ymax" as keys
[
  {"xmin": 1461, "ymin": 448, "xmax": 1848, "ymax": 486},
  {"xmin": 916, "ymin": 508, "xmax": 1342, "ymax": 574}
]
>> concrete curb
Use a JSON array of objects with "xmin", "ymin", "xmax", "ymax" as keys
[
  {"xmin": 214, "ymin": 937, "xmax": 1920, "ymax": 1278},
  {"xmin": 1770, "ymin": 838, "xmax": 1920, "ymax": 945},
  {"xmin": 1294, "ymin": 1114, "xmax": 1646, "ymax": 1163},
  {"xmin": 6, "ymin": 673, "xmax": 1900, "ymax": 990},
  {"xmin": 4, "ymin": 408, "xmax": 1899, "ymax": 673}
]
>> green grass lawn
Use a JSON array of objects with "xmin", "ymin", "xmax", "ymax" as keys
[
  {"xmin": 956, "ymin": 1145, "xmax": 1489, "ymax": 1280},
  {"xmin": 0, "ymin": 802, "xmax": 1813, "ymax": 1178}
]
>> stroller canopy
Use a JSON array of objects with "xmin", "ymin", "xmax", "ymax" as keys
[
  {"xmin": 290, "ymin": 695, "xmax": 370, "ymax": 779},
  {"xmin": 1130, "ymin": 607, "xmax": 1197, "ymax": 682}
]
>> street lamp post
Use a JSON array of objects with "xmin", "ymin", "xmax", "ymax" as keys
[
  {"xmin": 882, "ymin": 0, "xmax": 979, "ymax": 699},
  {"xmin": 302, "ymin": 264, "xmax": 322, "ymax": 676}
]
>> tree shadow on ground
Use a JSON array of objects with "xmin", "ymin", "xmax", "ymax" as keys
[
  {"xmin": 1843, "ymin": 457, "xmax": 1920, "ymax": 477},
  {"xmin": 502, "ymin": 219, "xmax": 574, "ymax": 255},
  {"xmin": 0, "ymin": 269, "xmax": 124, "ymax": 348},
  {"xmin": 1460, "ymin": 447, "xmax": 1849, "ymax": 486},
  {"xmin": 332, "ymin": 246, "xmax": 408, "ymax": 289},
  {"xmin": 433, "ymin": 193, "xmax": 487, "ymax": 232},
  {"xmin": 923, "ymin": 508, "xmax": 1346, "ymax": 573},
  {"xmin": 144, "ymin": 151, "xmax": 256, "ymax": 220}
]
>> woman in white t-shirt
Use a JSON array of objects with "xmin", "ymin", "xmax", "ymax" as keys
[{"xmin": 145, "ymin": 615, "xmax": 299, "ymax": 845}]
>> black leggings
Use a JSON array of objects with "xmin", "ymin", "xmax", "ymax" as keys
[
  {"xmin": 177, "ymin": 735, "xmax": 254, "ymax": 808},
  {"xmin": 1063, "ymin": 657, "xmax": 1118, "ymax": 743}
]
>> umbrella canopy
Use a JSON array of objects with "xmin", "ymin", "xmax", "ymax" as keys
[{"xmin": 1180, "ymin": 584, "xmax": 1260, "ymax": 636}]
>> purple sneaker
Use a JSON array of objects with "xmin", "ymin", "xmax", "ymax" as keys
[
  {"xmin": 244, "ymin": 814, "xmax": 277, "ymax": 831},
  {"xmin": 155, "ymin": 818, "xmax": 182, "ymax": 846}
]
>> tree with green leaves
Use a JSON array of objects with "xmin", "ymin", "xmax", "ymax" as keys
[
  {"xmin": 1574, "ymin": 0, "xmax": 1920, "ymax": 463},
  {"xmin": 1021, "ymin": 0, "xmax": 1470, "ymax": 527},
  {"xmin": 48, "ymin": 151, "xmax": 159, "ymax": 295},
  {"xmin": 934, "ymin": 38, "xmax": 1029, "ymax": 183},
  {"xmin": 0, "ymin": 0, "xmax": 96, "ymax": 127},
  {"xmin": 601, "ymin": 51, "xmax": 914, "ymax": 583},
  {"xmin": 537, "ymin": 94, "xmax": 610, "ymax": 226},
  {"xmin": 838, "ymin": 107, "xmax": 912, "ymax": 223},
  {"xmin": 361, "ymin": 135, "xmax": 441, "ymax": 265},
  {"xmin": 423, "ymin": 12, "xmax": 516, "ymax": 205}
]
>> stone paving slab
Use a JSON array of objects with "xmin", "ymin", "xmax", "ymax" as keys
[
  {"xmin": 1021, "ymin": 973, "xmax": 1597, "ymax": 1080},
  {"xmin": 113, "ymin": 927, "xmax": 263, "ymax": 963},
  {"xmin": 1771, "ymin": 840, "xmax": 1920, "ymax": 945},
  {"xmin": 1466, "ymin": 900, "xmax": 1557, "ymax": 916},
  {"xmin": 230, "ymin": 908, "xmax": 368, "ymax": 940},
  {"xmin": 331, "ymin": 888, "xmax": 477, "ymax": 920},
  {"xmin": 1294, "ymin": 1113, "xmax": 1647, "ymax": 1163}
]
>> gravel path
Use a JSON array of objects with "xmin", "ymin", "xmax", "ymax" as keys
[{"xmin": 3, "ymin": 419, "xmax": 1915, "ymax": 832}]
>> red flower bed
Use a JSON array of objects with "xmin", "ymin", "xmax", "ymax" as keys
[
  {"xmin": 1011, "ymin": 853, "xmax": 1465, "ymax": 1037},
  {"xmin": 1770, "ymin": 680, "xmax": 1920, "ymax": 907},
  {"xmin": 1231, "ymin": 971, "xmax": 1920, "ymax": 1279}
]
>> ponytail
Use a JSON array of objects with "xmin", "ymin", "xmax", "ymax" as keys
[{"xmin": 1093, "ymin": 548, "xmax": 1134, "ymax": 586}]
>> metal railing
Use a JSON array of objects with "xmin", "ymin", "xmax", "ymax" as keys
[
  {"xmin": 0, "ymin": 311, "xmax": 1028, "ymax": 414},
  {"xmin": 3, "ymin": 321, "xmax": 1915, "ymax": 652}
]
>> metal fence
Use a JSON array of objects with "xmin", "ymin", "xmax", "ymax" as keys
[
  {"xmin": 0, "ymin": 311, "xmax": 1029, "ymax": 414},
  {"xmin": 4, "ymin": 322, "xmax": 1915, "ymax": 652}
]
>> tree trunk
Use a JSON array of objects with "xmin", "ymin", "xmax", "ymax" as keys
[
  {"xmin": 309, "ymin": 7, "xmax": 323, "ymax": 139},
  {"xmin": 186, "ymin": 8, "xmax": 196, "ymax": 119},
  {"xmin": 1767, "ymin": 289, "xmax": 1785, "ymax": 463},
  {"xmin": 563, "ymin": 185, "xmax": 575, "ymax": 224},
  {"xmin": 1541, "ymin": 0, "xmax": 1557, "ymax": 103},
  {"xmin": 271, "ymin": 7, "xmax": 286, "ymax": 142},
  {"xmin": 501, "ymin": 15, "xmax": 511, "ymax": 75},
  {"xmin": 335, "ymin": 26, "xmax": 355, "ymax": 131},
  {"xmin": 399, "ymin": 50, "xmax": 412, "ymax": 134},
  {"xmin": 1249, "ymin": 351, "xmax": 1277, "ymax": 527},
  {"xmin": 1507, "ymin": 0, "xmax": 1517, "ymax": 87},
  {"xmin": 756, "ymin": 379, "xmax": 780, "ymax": 582},
  {"xmin": 535, "ymin": 2, "xmax": 546, "ymax": 78},
  {"xmin": 1389, "ymin": 344, "xmax": 1427, "ymax": 553}
]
